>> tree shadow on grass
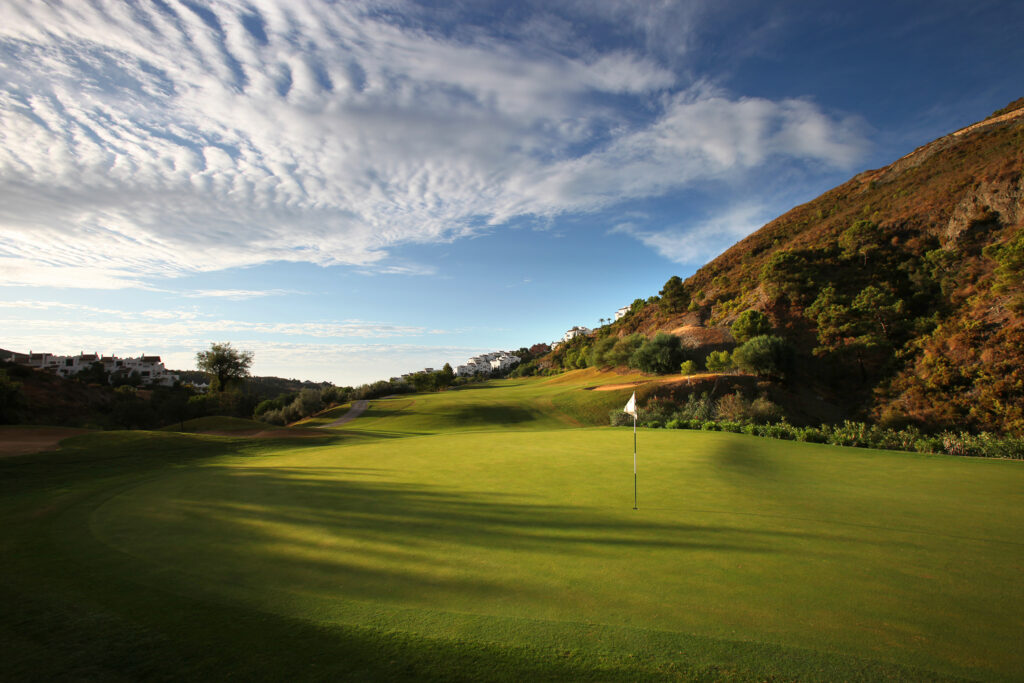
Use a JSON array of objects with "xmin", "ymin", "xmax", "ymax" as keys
[
  {"xmin": 705, "ymin": 436, "xmax": 784, "ymax": 480},
  {"xmin": 437, "ymin": 403, "xmax": 540, "ymax": 428},
  {"xmin": 101, "ymin": 463, "xmax": 899, "ymax": 611}
]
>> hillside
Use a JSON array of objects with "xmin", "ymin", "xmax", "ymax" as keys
[
  {"xmin": 591, "ymin": 99, "xmax": 1024, "ymax": 434},
  {"xmin": 0, "ymin": 355, "xmax": 337, "ymax": 428}
]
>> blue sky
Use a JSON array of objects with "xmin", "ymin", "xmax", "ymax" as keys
[{"xmin": 1, "ymin": 0, "xmax": 1022, "ymax": 385}]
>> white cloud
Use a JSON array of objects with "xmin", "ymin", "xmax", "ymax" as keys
[
  {"xmin": 0, "ymin": 315, "xmax": 442, "ymax": 341},
  {"xmin": 0, "ymin": 321, "xmax": 486, "ymax": 386},
  {"xmin": 179, "ymin": 288, "xmax": 302, "ymax": 300},
  {"xmin": 0, "ymin": 1, "xmax": 867, "ymax": 288},
  {"xmin": 613, "ymin": 203, "xmax": 774, "ymax": 266}
]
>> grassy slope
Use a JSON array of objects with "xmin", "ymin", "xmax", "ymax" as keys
[{"xmin": 2, "ymin": 375, "xmax": 1022, "ymax": 681}]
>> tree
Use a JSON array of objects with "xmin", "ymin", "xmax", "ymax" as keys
[
  {"xmin": 588, "ymin": 335, "xmax": 618, "ymax": 367},
  {"xmin": 839, "ymin": 220, "xmax": 883, "ymax": 265},
  {"xmin": 659, "ymin": 275, "xmax": 689, "ymax": 313},
  {"xmin": 732, "ymin": 335, "xmax": 794, "ymax": 379},
  {"xmin": 529, "ymin": 343, "xmax": 551, "ymax": 356},
  {"xmin": 439, "ymin": 363, "xmax": 455, "ymax": 389},
  {"xmin": 761, "ymin": 250, "xmax": 817, "ymax": 303},
  {"xmin": 852, "ymin": 284, "xmax": 904, "ymax": 342},
  {"xmin": 606, "ymin": 333, "xmax": 646, "ymax": 367},
  {"xmin": 196, "ymin": 342, "xmax": 254, "ymax": 392},
  {"xmin": 806, "ymin": 284, "xmax": 905, "ymax": 383},
  {"xmin": 730, "ymin": 310, "xmax": 772, "ymax": 343},
  {"xmin": 629, "ymin": 333, "xmax": 685, "ymax": 374},
  {"xmin": 705, "ymin": 350, "xmax": 734, "ymax": 372},
  {"xmin": 76, "ymin": 361, "xmax": 110, "ymax": 386}
]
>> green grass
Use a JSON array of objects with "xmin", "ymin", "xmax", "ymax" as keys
[
  {"xmin": 291, "ymin": 402, "xmax": 354, "ymax": 427},
  {"xmin": 2, "ymin": 374, "xmax": 1022, "ymax": 680}
]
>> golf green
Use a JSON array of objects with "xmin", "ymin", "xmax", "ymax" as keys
[{"xmin": 2, "ymin": 379, "xmax": 1023, "ymax": 680}]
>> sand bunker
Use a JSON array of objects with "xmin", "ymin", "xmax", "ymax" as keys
[
  {"xmin": 592, "ymin": 382, "xmax": 645, "ymax": 392},
  {"xmin": 0, "ymin": 426, "xmax": 90, "ymax": 458}
]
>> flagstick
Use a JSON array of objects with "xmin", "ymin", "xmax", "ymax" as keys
[{"xmin": 633, "ymin": 414, "xmax": 638, "ymax": 510}]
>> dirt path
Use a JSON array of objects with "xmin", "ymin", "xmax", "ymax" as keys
[
  {"xmin": 319, "ymin": 400, "xmax": 370, "ymax": 428},
  {"xmin": 0, "ymin": 426, "xmax": 90, "ymax": 458}
]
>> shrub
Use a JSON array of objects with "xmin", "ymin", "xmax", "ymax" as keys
[
  {"xmin": 705, "ymin": 350, "xmax": 733, "ymax": 372},
  {"xmin": 715, "ymin": 392, "xmax": 749, "ymax": 422},
  {"xmin": 731, "ymin": 310, "xmax": 772, "ymax": 343},
  {"xmin": 259, "ymin": 409, "xmax": 287, "ymax": 426},
  {"xmin": 630, "ymin": 333, "xmax": 685, "ymax": 374},
  {"xmin": 609, "ymin": 409, "xmax": 633, "ymax": 427},
  {"xmin": 638, "ymin": 397, "xmax": 675, "ymax": 426},
  {"xmin": 296, "ymin": 388, "xmax": 323, "ymax": 416},
  {"xmin": 733, "ymin": 335, "xmax": 794, "ymax": 378},
  {"xmin": 0, "ymin": 369, "xmax": 25, "ymax": 424},
  {"xmin": 672, "ymin": 392, "xmax": 717, "ymax": 422},
  {"xmin": 750, "ymin": 396, "xmax": 783, "ymax": 423},
  {"xmin": 680, "ymin": 360, "xmax": 696, "ymax": 375},
  {"xmin": 794, "ymin": 426, "xmax": 828, "ymax": 443}
]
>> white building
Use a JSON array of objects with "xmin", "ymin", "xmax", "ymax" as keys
[
  {"xmin": 560, "ymin": 326, "xmax": 592, "ymax": 343},
  {"xmin": 614, "ymin": 305, "xmax": 631, "ymax": 321},
  {"xmin": 455, "ymin": 351, "xmax": 520, "ymax": 377},
  {"xmin": 4, "ymin": 350, "xmax": 179, "ymax": 387},
  {"xmin": 105, "ymin": 354, "xmax": 179, "ymax": 387}
]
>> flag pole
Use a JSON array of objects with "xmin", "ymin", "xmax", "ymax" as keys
[
  {"xmin": 633, "ymin": 413, "xmax": 638, "ymax": 510},
  {"xmin": 624, "ymin": 391, "xmax": 638, "ymax": 511}
]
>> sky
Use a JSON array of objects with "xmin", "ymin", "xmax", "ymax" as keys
[{"xmin": 1, "ymin": 0, "xmax": 1022, "ymax": 385}]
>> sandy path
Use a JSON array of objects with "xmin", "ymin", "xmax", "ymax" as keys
[
  {"xmin": 319, "ymin": 400, "xmax": 370, "ymax": 428},
  {"xmin": 0, "ymin": 426, "xmax": 90, "ymax": 458},
  {"xmin": 591, "ymin": 373, "xmax": 737, "ymax": 391}
]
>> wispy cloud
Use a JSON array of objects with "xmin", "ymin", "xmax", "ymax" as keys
[
  {"xmin": 0, "ymin": 1, "xmax": 867, "ymax": 288},
  {"xmin": 612, "ymin": 203, "xmax": 775, "ymax": 266},
  {"xmin": 178, "ymin": 288, "xmax": 302, "ymax": 300},
  {"xmin": 0, "ymin": 300, "xmax": 445, "ymax": 339}
]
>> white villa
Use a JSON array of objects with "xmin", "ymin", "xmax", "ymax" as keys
[
  {"xmin": 455, "ymin": 351, "xmax": 520, "ymax": 377},
  {"xmin": 560, "ymin": 326, "xmax": 592, "ymax": 343},
  {"xmin": 4, "ymin": 350, "xmax": 179, "ymax": 387},
  {"xmin": 614, "ymin": 305, "xmax": 631, "ymax": 321}
]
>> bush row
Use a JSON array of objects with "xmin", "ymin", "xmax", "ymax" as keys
[{"xmin": 612, "ymin": 411, "xmax": 1024, "ymax": 460}]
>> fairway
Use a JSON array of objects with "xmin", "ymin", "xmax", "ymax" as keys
[{"xmin": 3, "ymin": 376, "xmax": 1023, "ymax": 681}]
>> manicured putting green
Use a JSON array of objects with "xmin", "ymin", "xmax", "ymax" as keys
[{"xmin": 2, "ymin": 375, "xmax": 1023, "ymax": 680}]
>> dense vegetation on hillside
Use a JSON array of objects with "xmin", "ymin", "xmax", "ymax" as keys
[{"xmin": 548, "ymin": 101, "xmax": 1024, "ymax": 435}]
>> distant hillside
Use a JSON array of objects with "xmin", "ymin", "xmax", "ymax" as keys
[
  {"xmin": 0, "ymin": 353, "xmax": 337, "ymax": 428},
  {"xmin": 172, "ymin": 369, "xmax": 335, "ymax": 397},
  {"xmin": 579, "ymin": 99, "xmax": 1024, "ymax": 434}
]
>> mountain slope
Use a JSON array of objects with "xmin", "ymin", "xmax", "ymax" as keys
[{"xmin": 613, "ymin": 99, "xmax": 1024, "ymax": 434}]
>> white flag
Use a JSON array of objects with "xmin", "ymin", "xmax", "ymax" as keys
[{"xmin": 623, "ymin": 391, "xmax": 637, "ymax": 418}]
